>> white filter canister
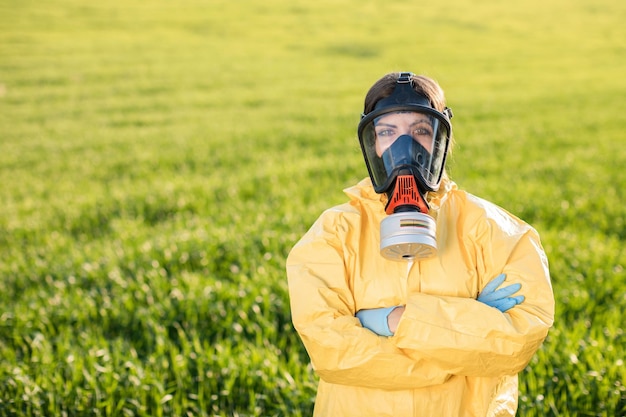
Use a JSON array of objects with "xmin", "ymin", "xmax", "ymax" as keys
[{"xmin": 380, "ymin": 212, "xmax": 437, "ymax": 261}]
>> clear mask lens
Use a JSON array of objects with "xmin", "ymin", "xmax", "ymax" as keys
[{"xmin": 359, "ymin": 110, "xmax": 450, "ymax": 193}]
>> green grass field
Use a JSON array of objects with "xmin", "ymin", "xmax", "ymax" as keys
[{"xmin": 1, "ymin": 0, "xmax": 625, "ymax": 415}]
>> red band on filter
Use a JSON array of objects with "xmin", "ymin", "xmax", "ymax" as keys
[{"xmin": 385, "ymin": 175, "xmax": 429, "ymax": 215}]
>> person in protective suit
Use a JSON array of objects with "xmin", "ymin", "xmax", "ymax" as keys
[{"xmin": 286, "ymin": 72, "xmax": 555, "ymax": 417}]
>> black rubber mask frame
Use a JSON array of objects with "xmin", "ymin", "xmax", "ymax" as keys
[{"xmin": 357, "ymin": 72, "xmax": 453, "ymax": 194}]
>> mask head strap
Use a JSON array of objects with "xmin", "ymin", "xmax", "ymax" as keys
[{"xmin": 373, "ymin": 72, "xmax": 431, "ymax": 111}]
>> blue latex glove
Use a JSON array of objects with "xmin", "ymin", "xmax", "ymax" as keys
[
  {"xmin": 356, "ymin": 306, "xmax": 398, "ymax": 337},
  {"xmin": 477, "ymin": 273, "xmax": 525, "ymax": 312}
]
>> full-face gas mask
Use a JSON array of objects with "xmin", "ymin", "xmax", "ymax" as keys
[{"xmin": 357, "ymin": 73, "xmax": 453, "ymax": 261}]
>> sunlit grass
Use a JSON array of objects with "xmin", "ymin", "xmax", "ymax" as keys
[{"xmin": 0, "ymin": 0, "xmax": 624, "ymax": 415}]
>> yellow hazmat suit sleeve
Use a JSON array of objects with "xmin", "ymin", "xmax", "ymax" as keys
[
  {"xmin": 392, "ymin": 192, "xmax": 554, "ymax": 377},
  {"xmin": 287, "ymin": 207, "xmax": 453, "ymax": 390}
]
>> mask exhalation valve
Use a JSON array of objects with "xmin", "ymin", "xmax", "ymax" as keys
[{"xmin": 380, "ymin": 175, "xmax": 437, "ymax": 261}]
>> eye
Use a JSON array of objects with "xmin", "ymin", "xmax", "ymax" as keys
[
  {"xmin": 413, "ymin": 127, "xmax": 433, "ymax": 136},
  {"xmin": 376, "ymin": 128, "xmax": 395, "ymax": 137}
]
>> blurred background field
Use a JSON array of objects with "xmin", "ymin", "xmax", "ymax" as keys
[{"xmin": 0, "ymin": 0, "xmax": 624, "ymax": 415}]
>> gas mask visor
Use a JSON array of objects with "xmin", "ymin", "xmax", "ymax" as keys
[{"xmin": 358, "ymin": 108, "xmax": 451, "ymax": 195}]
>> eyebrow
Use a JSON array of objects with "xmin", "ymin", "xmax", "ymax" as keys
[{"xmin": 412, "ymin": 118, "xmax": 433, "ymax": 126}]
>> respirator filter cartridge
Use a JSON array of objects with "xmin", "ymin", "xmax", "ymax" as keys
[{"xmin": 380, "ymin": 211, "xmax": 437, "ymax": 261}]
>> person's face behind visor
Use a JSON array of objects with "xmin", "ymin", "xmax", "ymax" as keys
[
  {"xmin": 359, "ymin": 108, "xmax": 449, "ymax": 193},
  {"xmin": 374, "ymin": 111, "xmax": 434, "ymax": 156}
]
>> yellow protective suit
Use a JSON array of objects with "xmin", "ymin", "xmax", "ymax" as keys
[{"xmin": 287, "ymin": 177, "xmax": 555, "ymax": 417}]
